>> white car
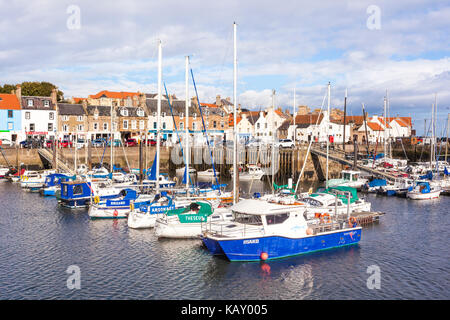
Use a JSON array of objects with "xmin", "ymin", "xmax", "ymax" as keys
[
  {"xmin": 276, "ymin": 139, "xmax": 295, "ymax": 148},
  {"xmin": 0, "ymin": 138, "xmax": 11, "ymax": 147}
]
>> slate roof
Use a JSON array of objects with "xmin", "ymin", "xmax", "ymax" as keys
[
  {"xmin": 58, "ymin": 103, "xmax": 86, "ymax": 115},
  {"xmin": 21, "ymin": 96, "xmax": 55, "ymax": 110}
]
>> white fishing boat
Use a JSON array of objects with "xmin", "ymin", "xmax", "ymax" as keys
[
  {"xmin": 327, "ymin": 170, "xmax": 368, "ymax": 189},
  {"xmin": 196, "ymin": 168, "xmax": 216, "ymax": 178},
  {"xmin": 406, "ymin": 181, "xmax": 441, "ymax": 200},
  {"xmin": 175, "ymin": 166, "xmax": 196, "ymax": 175},
  {"xmin": 154, "ymin": 201, "xmax": 233, "ymax": 239},
  {"xmin": 238, "ymin": 165, "xmax": 265, "ymax": 181}
]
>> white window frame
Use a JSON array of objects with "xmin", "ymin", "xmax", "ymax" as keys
[
  {"xmin": 7, "ymin": 122, "xmax": 13, "ymax": 130},
  {"xmin": 137, "ymin": 108, "xmax": 144, "ymax": 117},
  {"xmin": 77, "ymin": 124, "xmax": 84, "ymax": 131},
  {"xmin": 123, "ymin": 120, "xmax": 128, "ymax": 130},
  {"xmin": 63, "ymin": 124, "xmax": 68, "ymax": 132},
  {"xmin": 139, "ymin": 120, "xmax": 145, "ymax": 130},
  {"xmin": 25, "ymin": 112, "xmax": 30, "ymax": 120},
  {"xmin": 44, "ymin": 100, "xmax": 50, "ymax": 107},
  {"xmin": 49, "ymin": 112, "xmax": 54, "ymax": 120},
  {"xmin": 93, "ymin": 123, "xmax": 98, "ymax": 131},
  {"xmin": 131, "ymin": 120, "xmax": 137, "ymax": 130},
  {"xmin": 77, "ymin": 115, "xmax": 83, "ymax": 122},
  {"xmin": 103, "ymin": 123, "xmax": 108, "ymax": 131},
  {"xmin": 27, "ymin": 99, "xmax": 33, "ymax": 107}
]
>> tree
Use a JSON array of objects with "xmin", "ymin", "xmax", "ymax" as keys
[{"xmin": 0, "ymin": 82, "xmax": 64, "ymax": 100}]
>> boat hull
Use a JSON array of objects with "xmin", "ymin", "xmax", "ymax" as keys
[
  {"xmin": 407, "ymin": 190, "xmax": 441, "ymax": 200},
  {"xmin": 203, "ymin": 227, "xmax": 362, "ymax": 262}
]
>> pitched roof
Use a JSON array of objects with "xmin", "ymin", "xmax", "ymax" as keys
[
  {"xmin": 367, "ymin": 122, "xmax": 384, "ymax": 131},
  {"xmin": 294, "ymin": 114, "xmax": 324, "ymax": 125},
  {"xmin": 342, "ymin": 116, "xmax": 365, "ymax": 125},
  {"xmin": 58, "ymin": 103, "xmax": 86, "ymax": 115},
  {"xmin": 0, "ymin": 94, "xmax": 20, "ymax": 110},
  {"xmin": 72, "ymin": 97, "xmax": 86, "ymax": 103},
  {"xmin": 89, "ymin": 91, "xmax": 140, "ymax": 99}
]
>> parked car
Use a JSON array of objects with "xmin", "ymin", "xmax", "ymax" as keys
[
  {"xmin": 45, "ymin": 140, "xmax": 53, "ymax": 148},
  {"xmin": 0, "ymin": 138, "xmax": 12, "ymax": 147},
  {"xmin": 276, "ymin": 139, "xmax": 295, "ymax": 148},
  {"xmin": 20, "ymin": 140, "xmax": 33, "ymax": 148},
  {"xmin": 92, "ymin": 138, "xmax": 105, "ymax": 147},
  {"xmin": 60, "ymin": 140, "xmax": 73, "ymax": 148},
  {"xmin": 143, "ymin": 139, "xmax": 156, "ymax": 146},
  {"xmin": 125, "ymin": 138, "xmax": 138, "ymax": 147},
  {"xmin": 76, "ymin": 139, "xmax": 87, "ymax": 149},
  {"xmin": 108, "ymin": 139, "xmax": 123, "ymax": 147}
]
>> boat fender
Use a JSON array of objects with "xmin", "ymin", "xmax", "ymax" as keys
[
  {"xmin": 173, "ymin": 176, "xmax": 178, "ymax": 183},
  {"xmin": 348, "ymin": 216, "xmax": 357, "ymax": 228},
  {"xmin": 306, "ymin": 228, "xmax": 314, "ymax": 235},
  {"xmin": 314, "ymin": 212, "xmax": 321, "ymax": 219},
  {"xmin": 94, "ymin": 195, "xmax": 100, "ymax": 204},
  {"xmin": 130, "ymin": 202, "xmax": 134, "ymax": 211},
  {"xmin": 260, "ymin": 252, "xmax": 268, "ymax": 261}
]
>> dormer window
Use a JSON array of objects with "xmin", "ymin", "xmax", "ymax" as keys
[
  {"xmin": 44, "ymin": 100, "xmax": 50, "ymax": 107},
  {"xmin": 94, "ymin": 110, "xmax": 99, "ymax": 119},
  {"xmin": 27, "ymin": 99, "xmax": 33, "ymax": 107},
  {"xmin": 120, "ymin": 108, "xmax": 128, "ymax": 116},
  {"xmin": 136, "ymin": 108, "xmax": 144, "ymax": 117}
]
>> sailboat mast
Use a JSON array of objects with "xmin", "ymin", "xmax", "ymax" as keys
[
  {"xmin": 384, "ymin": 96, "xmax": 387, "ymax": 160},
  {"xmin": 185, "ymin": 55, "xmax": 190, "ymax": 192},
  {"xmin": 293, "ymin": 87, "xmax": 296, "ymax": 145},
  {"xmin": 326, "ymin": 82, "xmax": 330, "ymax": 188},
  {"xmin": 445, "ymin": 113, "xmax": 449, "ymax": 164},
  {"xmin": 342, "ymin": 88, "xmax": 347, "ymax": 155},
  {"xmin": 110, "ymin": 102, "xmax": 113, "ymax": 174},
  {"xmin": 233, "ymin": 22, "xmax": 238, "ymax": 204},
  {"xmin": 156, "ymin": 40, "xmax": 162, "ymax": 194}
]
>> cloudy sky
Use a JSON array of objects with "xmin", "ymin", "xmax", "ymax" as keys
[{"xmin": 1, "ymin": 0, "xmax": 449, "ymax": 134}]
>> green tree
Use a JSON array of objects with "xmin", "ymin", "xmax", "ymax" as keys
[{"xmin": 0, "ymin": 82, "xmax": 64, "ymax": 100}]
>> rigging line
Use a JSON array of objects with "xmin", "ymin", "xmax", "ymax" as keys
[
  {"xmin": 294, "ymin": 86, "xmax": 328, "ymax": 194},
  {"xmin": 190, "ymin": 66, "xmax": 220, "ymax": 189},
  {"xmin": 163, "ymin": 82, "xmax": 193, "ymax": 187}
]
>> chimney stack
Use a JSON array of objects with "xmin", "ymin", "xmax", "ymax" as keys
[
  {"xmin": 216, "ymin": 95, "xmax": 221, "ymax": 106},
  {"xmin": 51, "ymin": 87, "xmax": 58, "ymax": 104},
  {"xmin": 15, "ymin": 84, "xmax": 22, "ymax": 102}
]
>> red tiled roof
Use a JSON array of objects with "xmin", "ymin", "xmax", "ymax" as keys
[
  {"xmin": 88, "ymin": 91, "xmax": 140, "ymax": 99},
  {"xmin": 0, "ymin": 94, "xmax": 21, "ymax": 110},
  {"xmin": 200, "ymin": 103, "xmax": 219, "ymax": 108},
  {"xmin": 73, "ymin": 97, "xmax": 86, "ymax": 103},
  {"xmin": 294, "ymin": 114, "xmax": 324, "ymax": 125},
  {"xmin": 367, "ymin": 122, "xmax": 384, "ymax": 131}
]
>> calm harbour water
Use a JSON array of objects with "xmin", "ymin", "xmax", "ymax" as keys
[{"xmin": 0, "ymin": 179, "xmax": 448, "ymax": 300}]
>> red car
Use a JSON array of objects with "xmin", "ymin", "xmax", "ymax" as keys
[
  {"xmin": 45, "ymin": 140, "xmax": 53, "ymax": 148},
  {"xmin": 125, "ymin": 138, "xmax": 138, "ymax": 147},
  {"xmin": 60, "ymin": 140, "xmax": 73, "ymax": 148}
]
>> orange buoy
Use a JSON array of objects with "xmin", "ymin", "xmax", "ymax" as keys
[
  {"xmin": 260, "ymin": 252, "xmax": 268, "ymax": 261},
  {"xmin": 306, "ymin": 228, "xmax": 313, "ymax": 235}
]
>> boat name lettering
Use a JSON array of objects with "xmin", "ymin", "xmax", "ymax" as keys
[{"xmin": 243, "ymin": 239, "xmax": 259, "ymax": 244}]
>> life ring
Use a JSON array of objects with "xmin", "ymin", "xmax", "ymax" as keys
[
  {"xmin": 348, "ymin": 216, "xmax": 357, "ymax": 227},
  {"xmin": 320, "ymin": 213, "xmax": 331, "ymax": 224},
  {"xmin": 93, "ymin": 195, "xmax": 100, "ymax": 204},
  {"xmin": 113, "ymin": 210, "xmax": 118, "ymax": 217}
]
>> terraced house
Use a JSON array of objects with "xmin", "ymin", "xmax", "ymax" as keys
[
  {"xmin": 57, "ymin": 103, "xmax": 88, "ymax": 142},
  {"xmin": 19, "ymin": 85, "xmax": 58, "ymax": 142},
  {"xmin": 0, "ymin": 93, "xmax": 21, "ymax": 145}
]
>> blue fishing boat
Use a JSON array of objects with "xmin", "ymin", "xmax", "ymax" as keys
[
  {"xmin": 201, "ymin": 199, "xmax": 362, "ymax": 262},
  {"xmin": 58, "ymin": 180, "xmax": 120, "ymax": 208},
  {"xmin": 41, "ymin": 173, "xmax": 76, "ymax": 196}
]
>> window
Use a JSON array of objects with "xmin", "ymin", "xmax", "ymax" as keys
[
  {"xmin": 103, "ymin": 123, "xmax": 108, "ymax": 131},
  {"xmin": 192, "ymin": 122, "xmax": 197, "ymax": 130},
  {"xmin": 49, "ymin": 112, "xmax": 54, "ymax": 120},
  {"xmin": 73, "ymin": 185, "xmax": 83, "ymax": 195},
  {"xmin": 153, "ymin": 122, "xmax": 157, "ymax": 129},
  {"xmin": 8, "ymin": 122, "xmax": 13, "ymax": 130},
  {"xmin": 77, "ymin": 124, "xmax": 83, "ymax": 131},
  {"xmin": 137, "ymin": 108, "xmax": 144, "ymax": 117},
  {"xmin": 25, "ymin": 112, "xmax": 30, "ymax": 120},
  {"xmin": 139, "ymin": 120, "xmax": 145, "ymax": 130},
  {"xmin": 221, "ymin": 121, "xmax": 224, "ymax": 128},
  {"xmin": 63, "ymin": 115, "xmax": 68, "ymax": 121},
  {"xmin": 213, "ymin": 121, "xmax": 217, "ymax": 128},
  {"xmin": 93, "ymin": 123, "xmax": 98, "ymax": 130},
  {"xmin": 180, "ymin": 113, "xmax": 184, "ymax": 119},
  {"xmin": 7, "ymin": 110, "xmax": 13, "ymax": 118},
  {"xmin": 77, "ymin": 115, "xmax": 83, "ymax": 121},
  {"xmin": 48, "ymin": 123, "xmax": 53, "ymax": 131},
  {"xmin": 180, "ymin": 122, "xmax": 184, "ymax": 130},
  {"xmin": 193, "ymin": 113, "xmax": 197, "ymax": 119},
  {"xmin": 94, "ymin": 112, "xmax": 99, "ymax": 119},
  {"xmin": 27, "ymin": 99, "xmax": 33, "ymax": 107},
  {"xmin": 29, "ymin": 123, "xmax": 35, "ymax": 131},
  {"xmin": 131, "ymin": 120, "xmax": 137, "ymax": 130},
  {"xmin": 63, "ymin": 125, "xmax": 68, "ymax": 132},
  {"xmin": 120, "ymin": 109, "xmax": 128, "ymax": 116},
  {"xmin": 44, "ymin": 100, "xmax": 50, "ymax": 107},
  {"xmin": 123, "ymin": 120, "xmax": 128, "ymax": 129},
  {"xmin": 162, "ymin": 122, "xmax": 166, "ymax": 129},
  {"xmin": 265, "ymin": 213, "xmax": 289, "ymax": 225},
  {"xmin": 265, "ymin": 123, "xmax": 268, "ymax": 129}
]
